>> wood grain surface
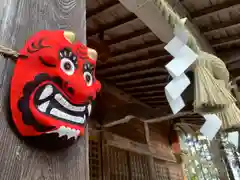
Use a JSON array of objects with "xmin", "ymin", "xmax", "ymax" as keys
[{"xmin": 0, "ymin": 0, "xmax": 88, "ymax": 179}]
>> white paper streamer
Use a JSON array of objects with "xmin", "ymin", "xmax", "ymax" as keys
[
  {"xmin": 165, "ymin": 44, "xmax": 198, "ymax": 78},
  {"xmin": 164, "ymin": 18, "xmax": 198, "ymax": 114},
  {"xmin": 228, "ymin": 131, "xmax": 239, "ymax": 148},
  {"xmin": 200, "ymin": 114, "xmax": 222, "ymax": 140}
]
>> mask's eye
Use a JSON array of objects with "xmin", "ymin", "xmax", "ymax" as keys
[
  {"xmin": 60, "ymin": 58, "xmax": 75, "ymax": 76},
  {"xmin": 84, "ymin": 71, "xmax": 93, "ymax": 87}
]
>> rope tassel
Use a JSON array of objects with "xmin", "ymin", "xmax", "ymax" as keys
[
  {"xmin": 194, "ymin": 60, "xmax": 235, "ymax": 113},
  {"xmin": 217, "ymin": 103, "xmax": 240, "ymax": 130}
]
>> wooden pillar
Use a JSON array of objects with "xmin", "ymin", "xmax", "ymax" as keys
[
  {"xmin": 0, "ymin": 1, "xmax": 88, "ymax": 180},
  {"xmin": 144, "ymin": 122, "xmax": 157, "ymax": 180}
]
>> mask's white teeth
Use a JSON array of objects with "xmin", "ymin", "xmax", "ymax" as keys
[
  {"xmin": 38, "ymin": 101, "xmax": 50, "ymax": 112},
  {"xmin": 50, "ymin": 108, "xmax": 85, "ymax": 124},
  {"xmin": 39, "ymin": 85, "xmax": 53, "ymax": 100},
  {"xmin": 46, "ymin": 126, "xmax": 80, "ymax": 139},
  {"xmin": 54, "ymin": 94, "xmax": 86, "ymax": 112},
  {"xmin": 87, "ymin": 104, "xmax": 92, "ymax": 116}
]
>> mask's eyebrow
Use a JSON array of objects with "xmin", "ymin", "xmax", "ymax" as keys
[
  {"xmin": 27, "ymin": 38, "xmax": 51, "ymax": 53},
  {"xmin": 75, "ymin": 45, "xmax": 89, "ymax": 61}
]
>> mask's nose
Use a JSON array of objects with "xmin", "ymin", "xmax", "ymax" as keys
[{"xmin": 62, "ymin": 81, "xmax": 95, "ymax": 104}]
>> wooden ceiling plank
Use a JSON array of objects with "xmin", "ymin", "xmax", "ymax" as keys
[
  {"xmin": 143, "ymin": 100, "xmax": 167, "ymax": 104},
  {"xmin": 210, "ymin": 34, "xmax": 240, "ymax": 47},
  {"xmin": 111, "ymin": 39, "xmax": 162, "ymax": 57},
  {"xmin": 130, "ymin": 91, "xmax": 165, "ymax": 97},
  {"xmin": 116, "ymin": 75, "xmax": 168, "ymax": 86},
  {"xmin": 97, "ymin": 56, "xmax": 171, "ymax": 76},
  {"xmin": 202, "ymin": 18, "xmax": 240, "ymax": 34},
  {"xmin": 105, "ymin": 67, "xmax": 166, "ymax": 81},
  {"xmin": 97, "ymin": 50, "xmax": 170, "ymax": 70},
  {"xmin": 191, "ymin": 0, "xmax": 240, "ymax": 18},
  {"xmin": 138, "ymin": 96, "xmax": 166, "ymax": 100},
  {"xmin": 105, "ymin": 27, "xmax": 151, "ymax": 45},
  {"xmin": 87, "ymin": 14, "xmax": 137, "ymax": 36},
  {"xmin": 107, "ymin": 70, "xmax": 167, "ymax": 83},
  {"xmin": 123, "ymin": 83, "xmax": 167, "ymax": 91},
  {"xmin": 87, "ymin": 0, "xmax": 119, "ymax": 18},
  {"xmin": 101, "ymin": 81, "xmax": 151, "ymax": 108}
]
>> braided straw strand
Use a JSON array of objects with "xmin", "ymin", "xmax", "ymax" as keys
[
  {"xmin": 0, "ymin": 45, "xmax": 19, "ymax": 58},
  {"xmin": 152, "ymin": 0, "xmax": 200, "ymax": 53}
]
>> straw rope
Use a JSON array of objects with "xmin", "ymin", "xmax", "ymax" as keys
[
  {"xmin": 0, "ymin": 45, "xmax": 19, "ymax": 58},
  {"xmin": 216, "ymin": 77, "xmax": 240, "ymax": 130},
  {"xmin": 152, "ymin": 0, "xmax": 235, "ymax": 114},
  {"xmin": 152, "ymin": 0, "xmax": 200, "ymax": 53},
  {"xmin": 194, "ymin": 52, "xmax": 235, "ymax": 113}
]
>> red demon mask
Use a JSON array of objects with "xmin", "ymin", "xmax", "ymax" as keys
[{"xmin": 10, "ymin": 30, "xmax": 101, "ymax": 148}]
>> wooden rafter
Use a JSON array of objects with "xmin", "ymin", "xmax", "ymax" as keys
[
  {"xmin": 116, "ymin": 76, "xmax": 167, "ymax": 87},
  {"xmin": 123, "ymin": 83, "xmax": 167, "ymax": 92},
  {"xmin": 202, "ymin": 18, "xmax": 240, "ymax": 34},
  {"xmin": 97, "ymin": 56, "xmax": 171, "ymax": 76},
  {"xmin": 111, "ymin": 39, "xmax": 162, "ymax": 57},
  {"xmin": 105, "ymin": 27, "xmax": 151, "ymax": 45},
  {"xmin": 101, "ymin": 81, "xmax": 151, "ymax": 108},
  {"xmin": 110, "ymin": 71, "xmax": 167, "ymax": 83},
  {"xmin": 210, "ymin": 34, "xmax": 240, "ymax": 47},
  {"xmin": 87, "ymin": 14, "xmax": 137, "ymax": 36},
  {"xmin": 105, "ymin": 67, "xmax": 166, "ymax": 81},
  {"xmin": 129, "ymin": 90, "xmax": 165, "ymax": 96},
  {"xmin": 86, "ymin": 0, "xmax": 119, "ymax": 18},
  {"xmin": 191, "ymin": 0, "xmax": 240, "ymax": 18},
  {"xmin": 143, "ymin": 100, "xmax": 168, "ymax": 104},
  {"xmin": 98, "ymin": 49, "xmax": 170, "ymax": 69},
  {"xmin": 138, "ymin": 95, "xmax": 166, "ymax": 100}
]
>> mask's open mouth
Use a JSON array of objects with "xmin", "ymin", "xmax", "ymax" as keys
[{"xmin": 34, "ymin": 83, "xmax": 91, "ymax": 125}]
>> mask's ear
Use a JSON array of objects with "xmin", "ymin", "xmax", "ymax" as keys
[
  {"xmin": 87, "ymin": 48, "xmax": 98, "ymax": 61},
  {"xmin": 63, "ymin": 31, "xmax": 76, "ymax": 43}
]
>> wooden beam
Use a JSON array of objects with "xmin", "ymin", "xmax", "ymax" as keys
[
  {"xmin": 175, "ymin": 122, "xmax": 201, "ymax": 128},
  {"xmin": 167, "ymin": 0, "xmax": 215, "ymax": 53},
  {"xmin": 144, "ymin": 122, "xmax": 157, "ymax": 180},
  {"xmin": 85, "ymin": 124, "xmax": 90, "ymax": 180},
  {"xmin": 103, "ymin": 115, "xmax": 136, "ymax": 128},
  {"xmin": 191, "ymin": 0, "xmax": 240, "ymax": 18},
  {"xmin": 146, "ymin": 111, "xmax": 196, "ymax": 124},
  {"xmin": 87, "ymin": 14, "xmax": 137, "ymax": 36},
  {"xmin": 103, "ymin": 131, "xmax": 176, "ymax": 162},
  {"xmin": 105, "ymin": 27, "xmax": 151, "ymax": 45},
  {"xmin": 86, "ymin": 0, "xmax": 119, "ymax": 18},
  {"xmin": 0, "ymin": 0, "xmax": 88, "ymax": 179},
  {"xmin": 102, "ymin": 103, "xmax": 169, "ymax": 124},
  {"xmin": 111, "ymin": 39, "xmax": 162, "ymax": 57},
  {"xmin": 119, "ymin": 0, "xmax": 174, "ymax": 43}
]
